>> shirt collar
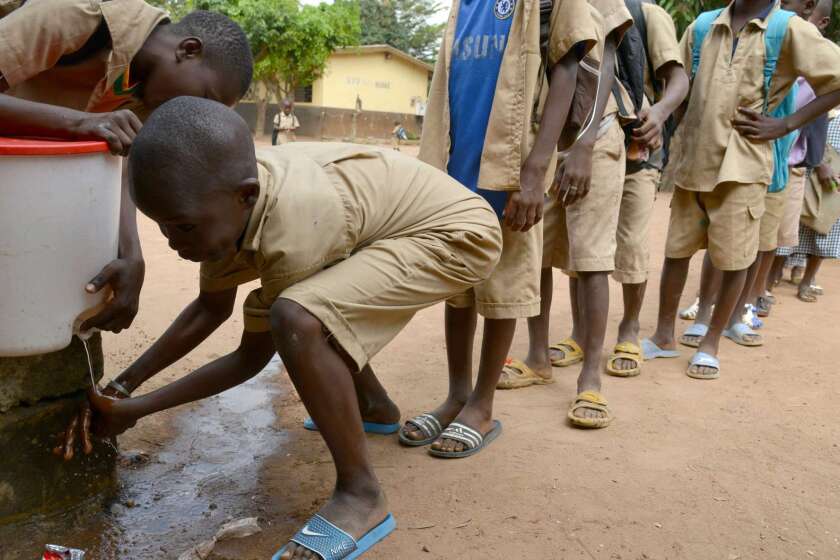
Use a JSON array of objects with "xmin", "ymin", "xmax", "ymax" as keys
[
  {"xmin": 240, "ymin": 163, "xmax": 274, "ymax": 252},
  {"xmin": 716, "ymin": 1, "xmax": 779, "ymax": 30}
]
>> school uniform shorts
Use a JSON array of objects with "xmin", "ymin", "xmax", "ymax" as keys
[
  {"xmin": 614, "ymin": 166, "xmax": 659, "ymax": 284},
  {"xmin": 665, "ymin": 182, "xmax": 766, "ymax": 271},
  {"xmin": 758, "ymin": 187, "xmax": 787, "ymax": 252},
  {"xmin": 777, "ymin": 167, "xmax": 808, "ymax": 248},
  {"xmin": 543, "ymin": 118, "xmax": 626, "ymax": 274}
]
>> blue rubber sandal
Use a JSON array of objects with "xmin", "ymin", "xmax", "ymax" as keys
[
  {"xmin": 641, "ymin": 338, "xmax": 680, "ymax": 360},
  {"xmin": 272, "ymin": 513, "xmax": 396, "ymax": 560},
  {"xmin": 723, "ymin": 322, "xmax": 763, "ymax": 347},
  {"xmin": 303, "ymin": 418, "xmax": 400, "ymax": 435},
  {"xmin": 678, "ymin": 323, "xmax": 708, "ymax": 349},
  {"xmin": 686, "ymin": 352, "xmax": 720, "ymax": 380}
]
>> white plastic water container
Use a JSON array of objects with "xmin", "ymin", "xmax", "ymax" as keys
[{"xmin": 0, "ymin": 137, "xmax": 121, "ymax": 356}]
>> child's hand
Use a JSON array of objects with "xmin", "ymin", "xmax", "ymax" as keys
[
  {"xmin": 816, "ymin": 163, "xmax": 840, "ymax": 192},
  {"xmin": 554, "ymin": 142, "xmax": 593, "ymax": 207},
  {"xmin": 52, "ymin": 384, "xmax": 125, "ymax": 461},
  {"xmin": 70, "ymin": 110, "xmax": 143, "ymax": 156},
  {"xmin": 81, "ymin": 257, "xmax": 145, "ymax": 334},
  {"xmin": 732, "ymin": 108, "xmax": 790, "ymax": 141},
  {"xmin": 505, "ymin": 164, "xmax": 545, "ymax": 232},
  {"xmin": 88, "ymin": 387, "xmax": 140, "ymax": 437},
  {"xmin": 632, "ymin": 106, "xmax": 665, "ymax": 150}
]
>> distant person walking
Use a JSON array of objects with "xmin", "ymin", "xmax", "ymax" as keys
[{"xmin": 272, "ymin": 100, "xmax": 300, "ymax": 145}]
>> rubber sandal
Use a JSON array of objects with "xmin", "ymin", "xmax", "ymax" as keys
[
  {"xmin": 606, "ymin": 341, "xmax": 642, "ymax": 378},
  {"xmin": 304, "ymin": 417, "xmax": 400, "ymax": 435},
  {"xmin": 756, "ymin": 296, "xmax": 772, "ymax": 318},
  {"xmin": 641, "ymin": 338, "xmax": 680, "ymax": 360},
  {"xmin": 811, "ymin": 285, "xmax": 824, "ymax": 295},
  {"xmin": 567, "ymin": 390, "xmax": 614, "ymax": 429},
  {"xmin": 742, "ymin": 304, "xmax": 763, "ymax": 330},
  {"xmin": 723, "ymin": 322, "xmax": 763, "ymax": 347},
  {"xmin": 550, "ymin": 338, "xmax": 584, "ymax": 367},
  {"xmin": 797, "ymin": 286, "xmax": 818, "ymax": 303},
  {"xmin": 398, "ymin": 413, "xmax": 443, "ymax": 447},
  {"xmin": 686, "ymin": 352, "xmax": 720, "ymax": 380},
  {"xmin": 679, "ymin": 323, "xmax": 708, "ymax": 348},
  {"xmin": 497, "ymin": 358, "xmax": 555, "ymax": 389},
  {"xmin": 272, "ymin": 513, "xmax": 396, "ymax": 560},
  {"xmin": 428, "ymin": 420, "xmax": 502, "ymax": 459}
]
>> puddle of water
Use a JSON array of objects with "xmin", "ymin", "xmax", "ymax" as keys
[{"xmin": 0, "ymin": 355, "xmax": 287, "ymax": 559}]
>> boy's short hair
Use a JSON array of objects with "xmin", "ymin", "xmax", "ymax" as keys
[
  {"xmin": 172, "ymin": 10, "xmax": 254, "ymax": 98},
  {"xmin": 814, "ymin": 0, "xmax": 832, "ymax": 19}
]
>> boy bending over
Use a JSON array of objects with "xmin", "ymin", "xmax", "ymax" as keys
[{"xmin": 89, "ymin": 97, "xmax": 502, "ymax": 560}]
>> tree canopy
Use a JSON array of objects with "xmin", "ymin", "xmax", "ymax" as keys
[{"xmin": 358, "ymin": 0, "xmax": 445, "ymax": 63}]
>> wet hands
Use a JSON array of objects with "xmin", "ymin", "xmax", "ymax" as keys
[
  {"xmin": 732, "ymin": 107, "xmax": 790, "ymax": 141},
  {"xmin": 70, "ymin": 109, "xmax": 143, "ymax": 156},
  {"xmin": 53, "ymin": 384, "xmax": 125, "ymax": 461},
  {"xmin": 87, "ymin": 386, "xmax": 140, "ymax": 438}
]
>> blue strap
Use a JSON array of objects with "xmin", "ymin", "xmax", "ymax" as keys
[
  {"xmin": 763, "ymin": 9, "xmax": 795, "ymax": 112},
  {"xmin": 764, "ymin": 9, "xmax": 796, "ymax": 192},
  {"xmin": 289, "ymin": 514, "xmax": 357, "ymax": 560},
  {"xmin": 691, "ymin": 9, "xmax": 724, "ymax": 80}
]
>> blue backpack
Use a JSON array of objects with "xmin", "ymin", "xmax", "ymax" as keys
[{"xmin": 691, "ymin": 8, "xmax": 799, "ymax": 193}]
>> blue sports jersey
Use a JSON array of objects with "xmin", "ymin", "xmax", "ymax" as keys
[{"xmin": 447, "ymin": 0, "xmax": 516, "ymax": 218}]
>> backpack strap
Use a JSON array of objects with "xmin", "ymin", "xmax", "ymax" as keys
[
  {"xmin": 762, "ymin": 8, "xmax": 795, "ymax": 113},
  {"xmin": 691, "ymin": 9, "xmax": 725, "ymax": 80}
]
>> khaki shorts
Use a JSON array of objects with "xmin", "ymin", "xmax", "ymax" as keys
[
  {"xmin": 447, "ymin": 221, "xmax": 542, "ymax": 319},
  {"xmin": 615, "ymin": 166, "xmax": 659, "ymax": 284},
  {"xmin": 281, "ymin": 214, "xmax": 502, "ymax": 371},
  {"xmin": 777, "ymin": 167, "xmax": 808, "ymax": 248},
  {"xmin": 758, "ymin": 188, "xmax": 787, "ymax": 252},
  {"xmin": 543, "ymin": 118, "xmax": 626, "ymax": 273},
  {"xmin": 665, "ymin": 182, "xmax": 766, "ymax": 271}
]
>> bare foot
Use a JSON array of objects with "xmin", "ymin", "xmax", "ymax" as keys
[
  {"xmin": 400, "ymin": 398, "xmax": 464, "ymax": 443},
  {"xmin": 429, "ymin": 403, "xmax": 493, "ymax": 454}
]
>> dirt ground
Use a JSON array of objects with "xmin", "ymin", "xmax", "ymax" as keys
[{"xmin": 102, "ymin": 142, "xmax": 840, "ymax": 560}]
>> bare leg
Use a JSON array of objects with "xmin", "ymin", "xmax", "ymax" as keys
[
  {"xmin": 549, "ymin": 275, "xmax": 583, "ymax": 363},
  {"xmin": 798, "ymin": 255, "xmax": 824, "ymax": 301},
  {"xmin": 401, "ymin": 305, "xmax": 475, "ymax": 441},
  {"xmin": 571, "ymin": 271, "xmax": 609, "ymax": 420},
  {"xmin": 726, "ymin": 255, "xmax": 761, "ymax": 330},
  {"xmin": 522, "ymin": 267, "xmax": 555, "ymax": 379},
  {"xmin": 612, "ymin": 281, "xmax": 646, "ymax": 372},
  {"xmin": 352, "ymin": 365, "xmax": 401, "ymax": 425},
  {"xmin": 696, "ymin": 252, "xmax": 720, "ymax": 326},
  {"xmin": 649, "ymin": 256, "xmax": 692, "ymax": 350},
  {"xmin": 432, "ymin": 317, "xmax": 516, "ymax": 453},
  {"xmin": 689, "ymin": 268, "xmax": 749, "ymax": 376},
  {"xmin": 271, "ymin": 299, "xmax": 387, "ymax": 560},
  {"xmin": 768, "ymin": 255, "xmax": 785, "ymax": 292}
]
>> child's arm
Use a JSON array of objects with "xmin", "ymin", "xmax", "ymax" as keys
[
  {"xmin": 89, "ymin": 328, "xmax": 276, "ymax": 436},
  {"xmin": 733, "ymin": 91, "xmax": 840, "ymax": 142},
  {"xmin": 106, "ymin": 288, "xmax": 239, "ymax": 395},
  {"xmin": 555, "ymin": 33, "xmax": 618, "ymax": 207},
  {"xmin": 633, "ymin": 65, "xmax": 689, "ymax": 149}
]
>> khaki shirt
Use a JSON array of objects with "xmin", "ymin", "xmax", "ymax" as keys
[
  {"xmin": 201, "ymin": 144, "xmax": 496, "ymax": 331},
  {"xmin": 419, "ymin": 0, "xmax": 599, "ymax": 192},
  {"xmin": 0, "ymin": 0, "xmax": 20, "ymax": 18},
  {"xmin": 641, "ymin": 2, "xmax": 683, "ymax": 102},
  {"xmin": 672, "ymin": 4, "xmax": 840, "ymax": 192},
  {"xmin": 0, "ymin": 0, "xmax": 167, "ymax": 117},
  {"xmin": 273, "ymin": 112, "xmax": 300, "ymax": 131},
  {"xmin": 586, "ymin": 0, "xmax": 632, "ymax": 121}
]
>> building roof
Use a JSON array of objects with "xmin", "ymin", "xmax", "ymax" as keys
[{"xmin": 332, "ymin": 44, "xmax": 434, "ymax": 73}]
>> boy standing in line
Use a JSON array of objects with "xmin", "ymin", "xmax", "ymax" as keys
[
  {"xmin": 643, "ymin": 0, "xmax": 840, "ymax": 379},
  {"xmin": 272, "ymin": 99, "xmax": 300, "ymax": 145},
  {"xmin": 397, "ymin": 0, "xmax": 599, "ymax": 455},
  {"xmin": 497, "ymin": 0, "xmax": 633, "ymax": 429}
]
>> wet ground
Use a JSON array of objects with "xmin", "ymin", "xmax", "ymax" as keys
[{"xmin": 0, "ymin": 356, "xmax": 287, "ymax": 560}]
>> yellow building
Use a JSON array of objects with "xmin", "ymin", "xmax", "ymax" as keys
[{"xmin": 301, "ymin": 45, "xmax": 433, "ymax": 115}]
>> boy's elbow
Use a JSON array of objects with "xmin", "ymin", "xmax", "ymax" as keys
[{"xmin": 198, "ymin": 289, "xmax": 237, "ymax": 324}]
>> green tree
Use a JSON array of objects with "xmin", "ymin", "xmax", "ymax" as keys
[
  {"xmin": 359, "ymin": 0, "xmax": 445, "ymax": 63},
  {"xmin": 151, "ymin": 0, "xmax": 360, "ymax": 135}
]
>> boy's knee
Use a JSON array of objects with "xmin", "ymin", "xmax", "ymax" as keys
[{"xmin": 269, "ymin": 298, "xmax": 324, "ymax": 348}]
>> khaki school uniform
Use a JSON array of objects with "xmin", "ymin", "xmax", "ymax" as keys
[
  {"xmin": 420, "ymin": 0, "xmax": 598, "ymax": 319},
  {"xmin": 543, "ymin": 0, "xmax": 632, "ymax": 274},
  {"xmin": 274, "ymin": 112, "xmax": 300, "ymax": 144},
  {"xmin": 665, "ymin": 6, "xmax": 840, "ymax": 270},
  {"xmin": 777, "ymin": 166, "xmax": 808, "ymax": 247},
  {"xmin": 0, "ymin": 0, "xmax": 167, "ymax": 118},
  {"xmin": 201, "ymin": 144, "xmax": 502, "ymax": 371},
  {"xmin": 614, "ymin": 3, "xmax": 683, "ymax": 284},
  {"xmin": 758, "ymin": 186, "xmax": 787, "ymax": 252}
]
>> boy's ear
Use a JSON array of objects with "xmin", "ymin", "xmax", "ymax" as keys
[
  {"xmin": 175, "ymin": 37, "xmax": 204, "ymax": 61},
  {"xmin": 236, "ymin": 178, "xmax": 260, "ymax": 208}
]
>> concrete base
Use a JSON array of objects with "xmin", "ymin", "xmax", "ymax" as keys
[
  {"xmin": 0, "ymin": 335, "xmax": 104, "ymax": 412},
  {"xmin": 0, "ymin": 335, "xmax": 115, "ymax": 525}
]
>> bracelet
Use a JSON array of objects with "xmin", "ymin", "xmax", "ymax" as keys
[{"xmin": 106, "ymin": 380, "xmax": 132, "ymax": 398}]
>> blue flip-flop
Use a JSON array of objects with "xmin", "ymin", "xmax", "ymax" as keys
[
  {"xmin": 303, "ymin": 417, "xmax": 401, "ymax": 435},
  {"xmin": 678, "ymin": 323, "xmax": 708, "ymax": 348},
  {"xmin": 723, "ymin": 322, "xmax": 763, "ymax": 347},
  {"xmin": 686, "ymin": 352, "xmax": 720, "ymax": 380},
  {"xmin": 273, "ymin": 513, "xmax": 396, "ymax": 560},
  {"xmin": 641, "ymin": 338, "xmax": 680, "ymax": 360}
]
